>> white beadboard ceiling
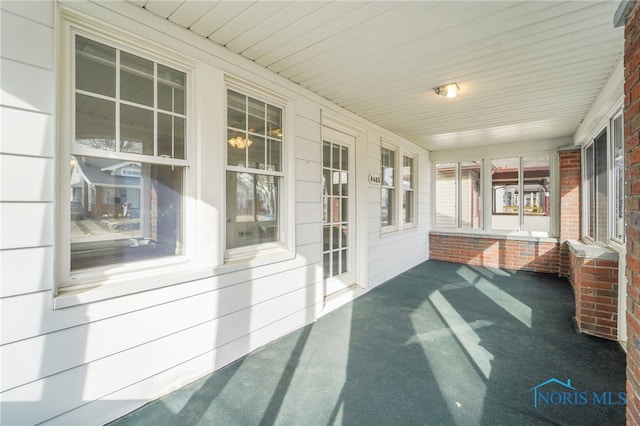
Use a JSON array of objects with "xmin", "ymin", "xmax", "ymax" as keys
[{"xmin": 131, "ymin": 0, "xmax": 624, "ymax": 151}]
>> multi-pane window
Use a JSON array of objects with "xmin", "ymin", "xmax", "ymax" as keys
[
  {"xmin": 226, "ymin": 89, "xmax": 283, "ymax": 250},
  {"xmin": 402, "ymin": 155, "xmax": 415, "ymax": 225},
  {"xmin": 381, "ymin": 147, "xmax": 396, "ymax": 227},
  {"xmin": 613, "ymin": 113, "xmax": 624, "ymax": 242},
  {"xmin": 322, "ymin": 141, "xmax": 349, "ymax": 278},
  {"xmin": 491, "ymin": 156, "xmax": 550, "ymax": 233},
  {"xmin": 70, "ymin": 34, "xmax": 187, "ymax": 272},
  {"xmin": 584, "ymin": 109, "xmax": 624, "ymax": 244},
  {"xmin": 434, "ymin": 161, "xmax": 482, "ymax": 229}
]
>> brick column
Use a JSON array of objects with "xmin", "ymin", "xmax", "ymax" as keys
[
  {"xmin": 558, "ymin": 147, "xmax": 582, "ymax": 276},
  {"xmin": 625, "ymin": 2, "xmax": 640, "ymax": 424}
]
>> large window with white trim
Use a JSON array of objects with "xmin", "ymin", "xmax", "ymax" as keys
[
  {"xmin": 68, "ymin": 34, "xmax": 187, "ymax": 272},
  {"xmin": 584, "ymin": 108, "xmax": 624, "ymax": 244},
  {"xmin": 226, "ymin": 89, "xmax": 283, "ymax": 251}
]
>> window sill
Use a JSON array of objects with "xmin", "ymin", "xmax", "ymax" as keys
[
  {"xmin": 566, "ymin": 240, "xmax": 621, "ymax": 261},
  {"xmin": 55, "ymin": 261, "xmax": 213, "ymax": 309},
  {"xmin": 381, "ymin": 224, "xmax": 419, "ymax": 238},
  {"xmin": 55, "ymin": 248, "xmax": 296, "ymax": 309}
]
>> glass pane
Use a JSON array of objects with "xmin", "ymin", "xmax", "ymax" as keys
[
  {"xmin": 248, "ymin": 97, "xmax": 265, "ymax": 135},
  {"xmin": 267, "ymin": 139, "xmax": 281, "ymax": 171},
  {"xmin": 247, "ymin": 136, "xmax": 266, "ymax": 169},
  {"xmin": 435, "ymin": 163, "xmax": 456, "ymax": 228},
  {"xmin": 157, "ymin": 114, "xmax": 185, "ymax": 159},
  {"xmin": 120, "ymin": 51, "xmax": 154, "ymax": 107},
  {"xmin": 340, "ymin": 171, "xmax": 348, "ymax": 197},
  {"xmin": 523, "ymin": 155, "xmax": 550, "ymax": 232},
  {"xmin": 226, "ymin": 172, "xmax": 278, "ymax": 249},
  {"xmin": 322, "ymin": 169, "xmax": 331, "ymax": 197},
  {"xmin": 323, "ymin": 252, "xmax": 330, "ymax": 279},
  {"xmin": 158, "ymin": 64, "xmax": 185, "ymax": 114},
  {"xmin": 595, "ymin": 131, "xmax": 608, "ymax": 243},
  {"xmin": 121, "ymin": 104, "xmax": 153, "ymax": 155},
  {"xmin": 75, "ymin": 35, "xmax": 116, "ymax": 97},
  {"xmin": 403, "ymin": 190, "xmax": 413, "ymax": 225},
  {"xmin": 323, "ymin": 141, "xmax": 331, "ymax": 168},
  {"xmin": 75, "ymin": 94, "xmax": 116, "ymax": 151},
  {"xmin": 381, "ymin": 187, "xmax": 394, "ymax": 226},
  {"xmin": 332, "ymin": 171, "xmax": 340, "ymax": 196},
  {"xmin": 341, "ymin": 146, "xmax": 348, "ymax": 171},
  {"xmin": 323, "ymin": 196, "xmax": 330, "ymax": 224},
  {"xmin": 227, "ymin": 130, "xmax": 247, "ymax": 167},
  {"xmin": 227, "ymin": 90, "xmax": 246, "ymax": 131},
  {"xmin": 331, "ymin": 225, "xmax": 341, "ymax": 250},
  {"xmin": 323, "ymin": 225, "xmax": 331, "ymax": 252},
  {"xmin": 460, "ymin": 161, "xmax": 481, "ymax": 229},
  {"xmin": 332, "ymin": 250, "xmax": 339, "ymax": 276},
  {"xmin": 341, "ymin": 197, "xmax": 348, "ymax": 223},
  {"xmin": 332, "ymin": 144, "xmax": 340, "ymax": 169},
  {"xmin": 341, "ymin": 248, "xmax": 348, "ymax": 274},
  {"xmin": 266, "ymin": 104, "xmax": 282, "ymax": 140},
  {"xmin": 613, "ymin": 114, "xmax": 624, "ymax": 241},
  {"xmin": 492, "ymin": 158, "xmax": 519, "ymax": 231},
  {"xmin": 381, "ymin": 147, "xmax": 395, "ymax": 186},
  {"xmin": 402, "ymin": 156, "xmax": 413, "ymax": 190},
  {"xmin": 71, "ymin": 157, "xmax": 183, "ymax": 270},
  {"xmin": 330, "ymin": 197, "xmax": 340, "ymax": 224},
  {"xmin": 586, "ymin": 144, "xmax": 595, "ymax": 239}
]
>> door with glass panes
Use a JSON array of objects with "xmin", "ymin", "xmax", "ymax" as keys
[{"xmin": 322, "ymin": 127, "xmax": 356, "ymax": 295}]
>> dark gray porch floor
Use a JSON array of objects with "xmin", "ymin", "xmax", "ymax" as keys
[{"xmin": 110, "ymin": 260, "xmax": 626, "ymax": 426}]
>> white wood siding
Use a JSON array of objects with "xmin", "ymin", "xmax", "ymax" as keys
[{"xmin": 0, "ymin": 2, "xmax": 431, "ymax": 424}]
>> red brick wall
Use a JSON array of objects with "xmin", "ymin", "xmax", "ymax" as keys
[
  {"xmin": 626, "ymin": 2, "xmax": 640, "ymax": 424},
  {"xmin": 559, "ymin": 148, "xmax": 582, "ymax": 276},
  {"xmin": 569, "ymin": 250, "xmax": 619, "ymax": 340},
  {"xmin": 429, "ymin": 233, "xmax": 560, "ymax": 274}
]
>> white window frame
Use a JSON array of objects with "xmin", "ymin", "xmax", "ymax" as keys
[
  {"xmin": 381, "ymin": 141, "xmax": 418, "ymax": 234},
  {"xmin": 223, "ymin": 79, "xmax": 293, "ymax": 261},
  {"xmin": 581, "ymin": 103, "xmax": 625, "ymax": 247},
  {"xmin": 56, "ymin": 13, "xmax": 198, "ymax": 299},
  {"xmin": 401, "ymin": 153, "xmax": 417, "ymax": 227},
  {"xmin": 433, "ymin": 160, "xmax": 484, "ymax": 230}
]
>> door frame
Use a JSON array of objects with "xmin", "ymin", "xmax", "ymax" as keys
[{"xmin": 321, "ymin": 112, "xmax": 368, "ymax": 293}]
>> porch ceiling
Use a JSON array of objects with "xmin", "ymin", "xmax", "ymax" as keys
[{"xmin": 131, "ymin": 0, "xmax": 623, "ymax": 151}]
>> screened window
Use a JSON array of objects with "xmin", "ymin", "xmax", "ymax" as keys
[
  {"xmin": 226, "ymin": 90, "xmax": 283, "ymax": 250},
  {"xmin": 70, "ymin": 34, "xmax": 187, "ymax": 272}
]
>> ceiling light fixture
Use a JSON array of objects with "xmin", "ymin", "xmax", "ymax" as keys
[
  {"xmin": 227, "ymin": 136, "xmax": 253, "ymax": 149},
  {"xmin": 434, "ymin": 83, "xmax": 460, "ymax": 99}
]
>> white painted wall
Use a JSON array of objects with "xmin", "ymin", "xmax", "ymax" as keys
[{"xmin": 0, "ymin": 1, "xmax": 431, "ymax": 424}]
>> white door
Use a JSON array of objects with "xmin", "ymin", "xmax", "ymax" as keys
[{"xmin": 322, "ymin": 127, "xmax": 356, "ymax": 296}]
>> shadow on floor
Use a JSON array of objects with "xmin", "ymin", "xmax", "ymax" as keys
[{"xmin": 109, "ymin": 260, "xmax": 626, "ymax": 426}]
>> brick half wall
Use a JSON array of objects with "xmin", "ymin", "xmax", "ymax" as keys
[{"xmin": 429, "ymin": 233, "xmax": 560, "ymax": 274}]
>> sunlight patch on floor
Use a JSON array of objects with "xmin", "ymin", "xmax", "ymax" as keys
[{"xmin": 475, "ymin": 278, "xmax": 532, "ymax": 328}]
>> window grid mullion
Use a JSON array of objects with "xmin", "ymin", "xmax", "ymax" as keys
[{"xmin": 115, "ymin": 49, "xmax": 121, "ymax": 153}]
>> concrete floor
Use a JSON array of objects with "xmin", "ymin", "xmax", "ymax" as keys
[{"xmin": 109, "ymin": 260, "xmax": 626, "ymax": 426}]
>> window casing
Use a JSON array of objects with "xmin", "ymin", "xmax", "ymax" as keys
[
  {"xmin": 65, "ymin": 32, "xmax": 189, "ymax": 279},
  {"xmin": 434, "ymin": 161, "xmax": 482, "ymax": 229},
  {"xmin": 381, "ymin": 144, "xmax": 417, "ymax": 232},
  {"xmin": 583, "ymin": 108, "xmax": 624, "ymax": 244},
  {"xmin": 381, "ymin": 146, "xmax": 396, "ymax": 228},
  {"xmin": 226, "ymin": 89, "xmax": 284, "ymax": 254}
]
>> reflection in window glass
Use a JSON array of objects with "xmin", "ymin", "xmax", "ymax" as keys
[
  {"xmin": 226, "ymin": 89, "xmax": 283, "ymax": 250},
  {"xmin": 613, "ymin": 114, "xmax": 624, "ymax": 241},
  {"xmin": 381, "ymin": 147, "xmax": 396, "ymax": 226},
  {"xmin": 402, "ymin": 156, "xmax": 414, "ymax": 225},
  {"xmin": 70, "ymin": 156, "xmax": 183, "ymax": 270},
  {"xmin": 226, "ymin": 172, "xmax": 278, "ymax": 249}
]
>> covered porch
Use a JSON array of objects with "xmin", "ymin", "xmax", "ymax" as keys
[{"xmin": 110, "ymin": 260, "xmax": 626, "ymax": 425}]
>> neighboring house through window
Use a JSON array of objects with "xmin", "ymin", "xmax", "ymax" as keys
[{"xmin": 63, "ymin": 32, "xmax": 189, "ymax": 280}]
